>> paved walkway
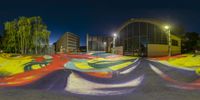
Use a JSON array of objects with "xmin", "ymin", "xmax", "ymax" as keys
[{"xmin": 0, "ymin": 58, "xmax": 200, "ymax": 100}]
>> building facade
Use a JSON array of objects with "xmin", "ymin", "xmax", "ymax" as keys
[
  {"xmin": 115, "ymin": 18, "xmax": 181, "ymax": 57},
  {"xmin": 55, "ymin": 32, "xmax": 80, "ymax": 53},
  {"xmin": 86, "ymin": 34, "xmax": 112, "ymax": 52}
]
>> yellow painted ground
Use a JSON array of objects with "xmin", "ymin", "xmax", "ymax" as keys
[
  {"xmin": 72, "ymin": 56, "xmax": 137, "ymax": 71},
  {"xmin": 167, "ymin": 55, "xmax": 200, "ymax": 68},
  {"xmin": 88, "ymin": 56, "xmax": 137, "ymax": 63},
  {"xmin": 0, "ymin": 53, "xmax": 138, "ymax": 76},
  {"xmin": 109, "ymin": 62, "xmax": 133, "ymax": 70},
  {"xmin": 0, "ymin": 53, "xmax": 34, "ymax": 76},
  {"xmin": 74, "ymin": 62, "xmax": 94, "ymax": 69}
]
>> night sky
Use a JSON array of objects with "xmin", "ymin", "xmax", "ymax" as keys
[{"xmin": 0, "ymin": 0, "xmax": 199, "ymax": 46}]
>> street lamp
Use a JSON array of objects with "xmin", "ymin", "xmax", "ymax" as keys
[
  {"xmin": 104, "ymin": 42, "xmax": 107, "ymax": 45},
  {"xmin": 112, "ymin": 33, "xmax": 117, "ymax": 53},
  {"xmin": 164, "ymin": 25, "xmax": 170, "ymax": 30},
  {"xmin": 164, "ymin": 25, "xmax": 171, "ymax": 57},
  {"xmin": 103, "ymin": 42, "xmax": 107, "ymax": 51},
  {"xmin": 113, "ymin": 33, "xmax": 117, "ymax": 37}
]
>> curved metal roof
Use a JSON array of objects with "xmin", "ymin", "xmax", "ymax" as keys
[{"xmin": 116, "ymin": 18, "xmax": 169, "ymax": 34}]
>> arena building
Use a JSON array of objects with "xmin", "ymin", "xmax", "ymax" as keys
[{"xmin": 114, "ymin": 18, "xmax": 181, "ymax": 57}]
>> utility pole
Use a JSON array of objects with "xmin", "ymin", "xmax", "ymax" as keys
[
  {"xmin": 164, "ymin": 25, "xmax": 171, "ymax": 57},
  {"xmin": 112, "ymin": 33, "xmax": 117, "ymax": 54}
]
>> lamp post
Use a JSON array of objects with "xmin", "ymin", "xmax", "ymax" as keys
[
  {"xmin": 112, "ymin": 33, "xmax": 117, "ymax": 53},
  {"xmin": 164, "ymin": 25, "xmax": 171, "ymax": 57},
  {"xmin": 103, "ymin": 42, "xmax": 107, "ymax": 52}
]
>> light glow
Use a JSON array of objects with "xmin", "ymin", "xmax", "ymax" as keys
[
  {"xmin": 113, "ymin": 33, "xmax": 117, "ymax": 37},
  {"xmin": 164, "ymin": 25, "xmax": 170, "ymax": 29}
]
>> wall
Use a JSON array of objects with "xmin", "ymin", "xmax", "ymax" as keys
[
  {"xmin": 171, "ymin": 34, "xmax": 181, "ymax": 55},
  {"xmin": 114, "ymin": 46, "xmax": 123, "ymax": 55},
  {"xmin": 87, "ymin": 34, "xmax": 112, "ymax": 52},
  {"xmin": 171, "ymin": 46, "xmax": 181, "ymax": 55},
  {"xmin": 148, "ymin": 44, "xmax": 168, "ymax": 57},
  {"xmin": 66, "ymin": 33, "xmax": 80, "ymax": 53},
  {"xmin": 148, "ymin": 44, "xmax": 181, "ymax": 57},
  {"xmin": 55, "ymin": 32, "xmax": 79, "ymax": 53}
]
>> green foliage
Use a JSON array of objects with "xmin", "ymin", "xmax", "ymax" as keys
[
  {"xmin": 0, "ymin": 35, "xmax": 2, "ymax": 50},
  {"xmin": 182, "ymin": 32, "xmax": 200, "ymax": 53},
  {"xmin": 2, "ymin": 16, "xmax": 50, "ymax": 54},
  {"xmin": 197, "ymin": 40, "xmax": 200, "ymax": 51}
]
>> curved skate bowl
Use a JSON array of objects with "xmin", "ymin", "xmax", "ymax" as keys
[{"xmin": 0, "ymin": 53, "xmax": 143, "ymax": 96}]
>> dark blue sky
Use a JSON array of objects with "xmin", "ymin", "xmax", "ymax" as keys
[{"xmin": 0, "ymin": 0, "xmax": 200, "ymax": 46}]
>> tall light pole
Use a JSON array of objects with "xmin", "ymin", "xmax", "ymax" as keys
[
  {"xmin": 164, "ymin": 25, "xmax": 171, "ymax": 57},
  {"xmin": 86, "ymin": 33, "xmax": 89, "ymax": 52},
  {"xmin": 112, "ymin": 33, "xmax": 117, "ymax": 53},
  {"xmin": 103, "ymin": 42, "xmax": 107, "ymax": 52}
]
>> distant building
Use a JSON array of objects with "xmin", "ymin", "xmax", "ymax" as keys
[
  {"xmin": 114, "ymin": 18, "xmax": 181, "ymax": 57},
  {"xmin": 55, "ymin": 32, "xmax": 80, "ymax": 53},
  {"xmin": 86, "ymin": 34, "xmax": 112, "ymax": 52},
  {"xmin": 48, "ymin": 43, "xmax": 56, "ymax": 54},
  {"xmin": 79, "ymin": 46, "xmax": 87, "ymax": 52}
]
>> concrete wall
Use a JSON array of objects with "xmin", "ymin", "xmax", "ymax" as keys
[
  {"xmin": 148, "ymin": 44, "xmax": 168, "ymax": 57},
  {"xmin": 148, "ymin": 44, "xmax": 181, "ymax": 57},
  {"xmin": 114, "ymin": 46, "xmax": 123, "ymax": 55},
  {"xmin": 171, "ymin": 34, "xmax": 181, "ymax": 55},
  {"xmin": 171, "ymin": 46, "xmax": 181, "ymax": 55}
]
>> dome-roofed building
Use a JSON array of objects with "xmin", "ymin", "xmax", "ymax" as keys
[{"xmin": 114, "ymin": 18, "xmax": 181, "ymax": 57}]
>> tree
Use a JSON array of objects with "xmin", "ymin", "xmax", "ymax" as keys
[
  {"xmin": 0, "ymin": 35, "xmax": 2, "ymax": 51},
  {"xmin": 197, "ymin": 35, "xmax": 200, "ymax": 51},
  {"xmin": 3, "ymin": 20, "xmax": 18, "ymax": 53},
  {"xmin": 2, "ymin": 16, "xmax": 50, "ymax": 54},
  {"xmin": 31, "ymin": 16, "xmax": 50, "ymax": 54},
  {"xmin": 182, "ymin": 32, "xmax": 200, "ymax": 53}
]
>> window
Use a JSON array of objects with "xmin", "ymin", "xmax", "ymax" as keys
[
  {"xmin": 140, "ymin": 22, "xmax": 147, "ymax": 37},
  {"xmin": 134, "ymin": 22, "xmax": 140, "ymax": 36},
  {"xmin": 127, "ymin": 24, "xmax": 133, "ymax": 37},
  {"xmin": 172, "ymin": 39, "xmax": 178, "ymax": 46},
  {"xmin": 117, "ymin": 21, "xmax": 170, "ymax": 55},
  {"xmin": 148, "ymin": 24, "xmax": 154, "ymax": 43}
]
